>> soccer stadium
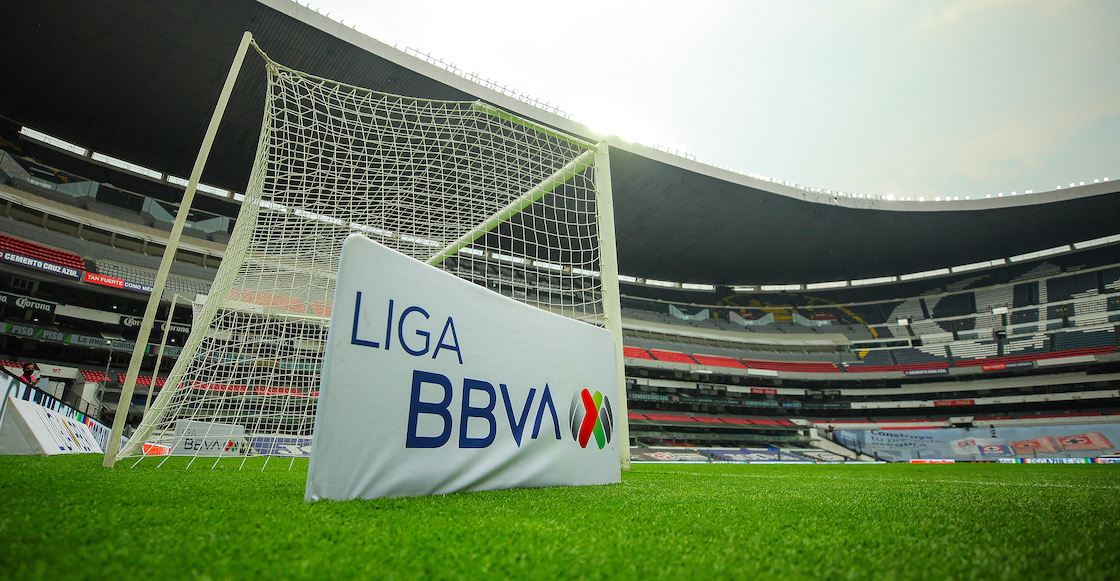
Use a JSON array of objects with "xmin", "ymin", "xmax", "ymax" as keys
[{"xmin": 1, "ymin": 1, "xmax": 1118, "ymax": 578}]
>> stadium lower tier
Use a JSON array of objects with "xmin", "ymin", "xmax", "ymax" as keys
[{"xmin": 2, "ymin": 163, "xmax": 1120, "ymax": 455}]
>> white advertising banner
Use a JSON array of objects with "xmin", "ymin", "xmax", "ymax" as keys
[
  {"xmin": 307, "ymin": 234, "xmax": 620, "ymax": 501},
  {"xmin": 170, "ymin": 420, "xmax": 249, "ymax": 457},
  {"xmin": 0, "ymin": 396, "xmax": 104, "ymax": 455}
]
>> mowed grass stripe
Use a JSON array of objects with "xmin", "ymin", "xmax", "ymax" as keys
[{"xmin": 0, "ymin": 456, "xmax": 1117, "ymax": 580}]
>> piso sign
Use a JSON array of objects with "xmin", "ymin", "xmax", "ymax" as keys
[{"xmin": 306, "ymin": 234, "xmax": 620, "ymax": 501}]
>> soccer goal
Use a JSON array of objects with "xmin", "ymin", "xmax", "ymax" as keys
[{"xmin": 111, "ymin": 35, "xmax": 628, "ymax": 468}]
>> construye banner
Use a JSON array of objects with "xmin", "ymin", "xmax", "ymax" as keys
[{"xmin": 306, "ymin": 234, "xmax": 620, "ymax": 501}]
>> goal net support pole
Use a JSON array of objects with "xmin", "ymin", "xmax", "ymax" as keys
[
  {"xmin": 103, "ymin": 31, "xmax": 255, "ymax": 467},
  {"xmin": 142, "ymin": 292, "xmax": 183, "ymax": 416},
  {"xmin": 593, "ymin": 142, "xmax": 630, "ymax": 470},
  {"xmin": 427, "ymin": 147, "xmax": 596, "ymax": 267}
]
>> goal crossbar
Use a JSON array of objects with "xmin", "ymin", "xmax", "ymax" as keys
[{"xmin": 470, "ymin": 101, "xmax": 597, "ymax": 150}]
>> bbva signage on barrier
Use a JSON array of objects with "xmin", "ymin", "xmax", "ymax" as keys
[
  {"xmin": 0, "ymin": 396, "xmax": 104, "ymax": 455},
  {"xmin": 306, "ymin": 234, "xmax": 620, "ymax": 501}
]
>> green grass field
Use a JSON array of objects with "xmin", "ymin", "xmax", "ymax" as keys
[{"xmin": 1, "ymin": 456, "xmax": 1117, "ymax": 580}]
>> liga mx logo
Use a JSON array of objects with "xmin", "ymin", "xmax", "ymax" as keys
[{"xmin": 569, "ymin": 389, "xmax": 613, "ymax": 449}]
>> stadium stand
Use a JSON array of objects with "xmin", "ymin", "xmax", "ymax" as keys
[
  {"xmin": 1046, "ymin": 271, "xmax": 1098, "ymax": 301},
  {"xmin": 845, "ymin": 361, "xmax": 950, "ymax": 373},
  {"xmin": 849, "ymin": 350, "xmax": 895, "ymax": 366},
  {"xmin": 843, "ymin": 303, "xmax": 892, "ymax": 325},
  {"xmin": 648, "ymin": 350, "xmax": 699, "ymax": 365},
  {"xmin": 948, "ymin": 340, "xmax": 999, "ymax": 361},
  {"xmin": 1003, "ymin": 334, "xmax": 1049, "ymax": 356},
  {"xmin": 0, "ymin": 361, "xmax": 22, "ymax": 373},
  {"xmin": 691, "ymin": 354, "xmax": 747, "ymax": 369},
  {"xmin": 7, "ymin": 175, "xmax": 1119, "ymax": 450},
  {"xmin": 623, "ymin": 346, "xmax": 654, "ymax": 360},
  {"xmin": 974, "ymin": 286, "xmax": 1014, "ymax": 312},
  {"xmin": 2, "ymin": 69, "xmax": 1119, "ymax": 455},
  {"xmin": 117, "ymin": 375, "xmax": 166, "ymax": 387},
  {"xmin": 1104, "ymin": 267, "xmax": 1120, "ymax": 292},
  {"xmin": 95, "ymin": 260, "xmax": 211, "ymax": 299},
  {"xmin": 892, "ymin": 346, "xmax": 949, "ymax": 365},
  {"xmin": 1052, "ymin": 329, "xmax": 1116, "ymax": 351},
  {"xmin": 80, "ymin": 370, "xmax": 109, "ymax": 383},
  {"xmin": 1009, "ymin": 308, "xmax": 1040, "ymax": 326},
  {"xmin": 950, "ymin": 346, "xmax": 1116, "ymax": 367},
  {"xmin": 927, "ymin": 293, "xmax": 973, "ymax": 318},
  {"xmin": 742, "ymin": 359, "xmax": 840, "ymax": 373},
  {"xmin": 0, "ymin": 234, "xmax": 86, "ymax": 271},
  {"xmin": 884, "ymin": 300, "xmax": 925, "ymax": 324}
]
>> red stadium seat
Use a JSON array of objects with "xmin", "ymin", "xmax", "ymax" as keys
[
  {"xmin": 623, "ymin": 346, "xmax": 654, "ymax": 360},
  {"xmin": 647, "ymin": 350, "xmax": 698, "ymax": 364},
  {"xmin": 743, "ymin": 359, "xmax": 841, "ymax": 373},
  {"xmin": 691, "ymin": 354, "xmax": 746, "ymax": 369},
  {"xmin": 80, "ymin": 369, "xmax": 109, "ymax": 382},
  {"xmin": 0, "ymin": 234, "xmax": 85, "ymax": 271},
  {"xmin": 642, "ymin": 413, "xmax": 697, "ymax": 422}
]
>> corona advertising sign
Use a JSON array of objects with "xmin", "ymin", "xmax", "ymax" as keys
[{"xmin": 306, "ymin": 234, "xmax": 620, "ymax": 501}]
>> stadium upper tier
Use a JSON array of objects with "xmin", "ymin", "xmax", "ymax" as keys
[{"xmin": 1, "ymin": 0, "xmax": 1117, "ymax": 287}]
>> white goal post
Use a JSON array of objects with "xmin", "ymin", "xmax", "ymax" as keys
[{"xmin": 108, "ymin": 33, "xmax": 630, "ymax": 469}]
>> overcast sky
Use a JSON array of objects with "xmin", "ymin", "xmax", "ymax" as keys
[{"xmin": 312, "ymin": 0, "xmax": 1118, "ymax": 200}]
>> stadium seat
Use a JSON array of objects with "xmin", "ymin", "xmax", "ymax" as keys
[
  {"xmin": 691, "ymin": 354, "xmax": 746, "ymax": 369},
  {"xmin": 1, "ymin": 361, "xmax": 23, "ymax": 372},
  {"xmin": 0, "ymin": 234, "xmax": 85, "ymax": 271},
  {"xmin": 254, "ymin": 387, "xmax": 310, "ymax": 396},
  {"xmin": 844, "ymin": 362, "xmax": 949, "ymax": 373},
  {"xmin": 642, "ymin": 413, "xmax": 697, "ymax": 423},
  {"xmin": 191, "ymin": 383, "xmax": 249, "ymax": 394},
  {"xmin": 955, "ymin": 346, "xmax": 1116, "ymax": 367},
  {"xmin": 622, "ymin": 346, "xmax": 654, "ymax": 360},
  {"xmin": 742, "ymin": 359, "xmax": 840, "ymax": 373},
  {"xmin": 80, "ymin": 369, "xmax": 109, "ymax": 382},
  {"xmin": 647, "ymin": 350, "xmax": 698, "ymax": 365}
]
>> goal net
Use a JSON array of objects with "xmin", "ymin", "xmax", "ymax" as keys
[{"xmin": 115, "ymin": 43, "xmax": 624, "ymax": 465}]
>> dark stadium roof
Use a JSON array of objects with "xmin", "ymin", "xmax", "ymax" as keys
[{"xmin": 3, "ymin": 0, "xmax": 1118, "ymax": 286}]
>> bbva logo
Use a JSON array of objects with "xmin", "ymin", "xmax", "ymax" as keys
[{"xmin": 569, "ymin": 389, "xmax": 613, "ymax": 450}]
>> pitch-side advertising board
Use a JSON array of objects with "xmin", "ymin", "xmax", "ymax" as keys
[
  {"xmin": 0, "ymin": 396, "xmax": 103, "ymax": 455},
  {"xmin": 306, "ymin": 234, "xmax": 620, "ymax": 501}
]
